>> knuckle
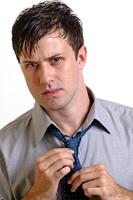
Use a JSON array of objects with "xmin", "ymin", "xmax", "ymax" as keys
[
  {"xmin": 43, "ymin": 168, "xmax": 53, "ymax": 178},
  {"xmin": 36, "ymin": 157, "xmax": 41, "ymax": 165},
  {"xmin": 35, "ymin": 159, "xmax": 46, "ymax": 170},
  {"xmin": 79, "ymin": 168, "xmax": 84, "ymax": 174},
  {"xmin": 43, "ymin": 169, "xmax": 49, "ymax": 176},
  {"xmin": 97, "ymin": 163, "xmax": 106, "ymax": 170},
  {"xmin": 82, "ymin": 184, "xmax": 91, "ymax": 197},
  {"xmin": 38, "ymin": 165, "xmax": 44, "ymax": 172},
  {"xmin": 56, "ymin": 152, "xmax": 65, "ymax": 158},
  {"xmin": 59, "ymin": 166, "xmax": 70, "ymax": 176},
  {"xmin": 78, "ymin": 172, "xmax": 84, "ymax": 182},
  {"xmin": 36, "ymin": 160, "xmax": 43, "ymax": 171},
  {"xmin": 100, "ymin": 176, "xmax": 106, "ymax": 185},
  {"xmin": 51, "ymin": 148, "xmax": 62, "ymax": 155},
  {"xmin": 82, "ymin": 182, "xmax": 87, "ymax": 190},
  {"xmin": 59, "ymin": 158, "xmax": 73, "ymax": 169},
  {"xmin": 38, "ymin": 163, "xmax": 47, "ymax": 174},
  {"xmin": 52, "ymin": 148, "xmax": 59, "ymax": 153},
  {"xmin": 59, "ymin": 168, "xmax": 65, "ymax": 176},
  {"xmin": 102, "ymin": 186, "xmax": 107, "ymax": 195},
  {"xmin": 59, "ymin": 158, "xmax": 67, "ymax": 165},
  {"xmin": 100, "ymin": 169, "xmax": 107, "ymax": 176}
]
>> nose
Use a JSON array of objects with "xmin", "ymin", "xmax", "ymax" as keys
[{"xmin": 39, "ymin": 63, "xmax": 54, "ymax": 84}]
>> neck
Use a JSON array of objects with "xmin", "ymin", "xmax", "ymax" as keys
[{"xmin": 46, "ymin": 85, "xmax": 91, "ymax": 137}]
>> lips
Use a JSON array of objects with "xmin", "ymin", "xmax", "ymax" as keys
[{"xmin": 42, "ymin": 88, "xmax": 62, "ymax": 96}]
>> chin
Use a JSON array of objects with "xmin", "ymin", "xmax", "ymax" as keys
[
  {"xmin": 44, "ymin": 105, "xmax": 64, "ymax": 111},
  {"xmin": 38, "ymin": 97, "xmax": 71, "ymax": 111},
  {"xmin": 41, "ymin": 102, "xmax": 68, "ymax": 111}
]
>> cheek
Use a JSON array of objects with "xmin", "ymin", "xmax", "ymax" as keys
[
  {"xmin": 23, "ymin": 75, "xmax": 37, "ymax": 93},
  {"xmin": 24, "ymin": 75, "xmax": 32, "ymax": 87},
  {"xmin": 62, "ymin": 68, "xmax": 80, "ymax": 89},
  {"xmin": 68, "ymin": 65, "xmax": 81, "ymax": 80},
  {"xmin": 63, "ymin": 61, "xmax": 80, "ymax": 77},
  {"xmin": 23, "ymin": 72, "xmax": 37, "ymax": 85}
]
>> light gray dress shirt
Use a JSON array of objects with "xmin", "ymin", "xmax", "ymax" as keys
[{"xmin": 0, "ymin": 89, "xmax": 133, "ymax": 200}]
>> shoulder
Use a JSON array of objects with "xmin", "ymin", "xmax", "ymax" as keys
[
  {"xmin": 98, "ymin": 98, "xmax": 133, "ymax": 129},
  {"xmin": 0, "ymin": 109, "xmax": 33, "ymax": 142},
  {"xmin": 99, "ymin": 98, "xmax": 133, "ymax": 114}
]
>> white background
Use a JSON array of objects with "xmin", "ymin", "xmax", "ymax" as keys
[{"xmin": 0, "ymin": 0, "xmax": 133, "ymax": 128}]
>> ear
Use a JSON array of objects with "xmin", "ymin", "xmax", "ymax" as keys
[{"xmin": 77, "ymin": 45, "xmax": 87, "ymax": 69}]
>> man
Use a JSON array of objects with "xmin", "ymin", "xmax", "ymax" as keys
[{"xmin": 0, "ymin": 0, "xmax": 133, "ymax": 199}]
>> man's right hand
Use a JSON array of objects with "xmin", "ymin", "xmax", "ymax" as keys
[{"xmin": 22, "ymin": 148, "xmax": 74, "ymax": 200}]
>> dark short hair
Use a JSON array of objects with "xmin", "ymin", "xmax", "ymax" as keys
[{"xmin": 12, "ymin": 0, "xmax": 84, "ymax": 62}]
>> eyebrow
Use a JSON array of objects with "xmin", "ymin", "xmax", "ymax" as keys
[
  {"xmin": 48, "ymin": 53, "xmax": 64, "ymax": 60},
  {"xmin": 21, "ymin": 53, "xmax": 64, "ymax": 63}
]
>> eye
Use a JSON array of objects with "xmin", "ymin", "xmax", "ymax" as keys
[
  {"xmin": 51, "ymin": 56, "xmax": 63, "ymax": 65},
  {"xmin": 26, "ymin": 62, "xmax": 39, "ymax": 70},
  {"xmin": 53, "ymin": 57, "xmax": 60, "ymax": 62}
]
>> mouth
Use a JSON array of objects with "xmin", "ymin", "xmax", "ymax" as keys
[{"xmin": 42, "ymin": 88, "xmax": 62, "ymax": 96}]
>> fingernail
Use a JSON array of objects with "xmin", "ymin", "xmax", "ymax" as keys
[
  {"xmin": 71, "ymin": 188, "xmax": 75, "ymax": 192},
  {"xmin": 68, "ymin": 178, "xmax": 71, "ymax": 184}
]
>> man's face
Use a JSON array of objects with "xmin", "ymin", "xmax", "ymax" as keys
[{"xmin": 19, "ymin": 30, "xmax": 87, "ymax": 112}]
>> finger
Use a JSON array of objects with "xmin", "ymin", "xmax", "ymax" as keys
[
  {"xmin": 69, "ymin": 164, "xmax": 106, "ymax": 184},
  {"xmin": 48, "ymin": 158, "xmax": 74, "ymax": 173},
  {"xmin": 37, "ymin": 150, "xmax": 74, "ymax": 170},
  {"xmin": 82, "ymin": 186, "xmax": 103, "ymax": 198},
  {"xmin": 68, "ymin": 169, "xmax": 96, "ymax": 187},
  {"xmin": 69, "ymin": 165, "xmax": 107, "ymax": 192},
  {"xmin": 37, "ymin": 148, "xmax": 74, "ymax": 162},
  {"xmin": 70, "ymin": 172, "xmax": 99, "ymax": 192},
  {"xmin": 68, "ymin": 170, "xmax": 80, "ymax": 184},
  {"xmin": 82, "ymin": 178, "xmax": 101, "ymax": 189},
  {"xmin": 55, "ymin": 166, "xmax": 71, "ymax": 180},
  {"xmin": 37, "ymin": 165, "xmax": 71, "ymax": 183}
]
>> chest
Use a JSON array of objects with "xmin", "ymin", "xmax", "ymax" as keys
[{"xmin": 78, "ymin": 129, "xmax": 133, "ymax": 190}]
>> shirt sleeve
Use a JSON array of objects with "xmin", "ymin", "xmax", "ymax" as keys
[{"xmin": 0, "ymin": 149, "xmax": 14, "ymax": 200}]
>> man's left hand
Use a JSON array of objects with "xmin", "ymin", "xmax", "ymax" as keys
[{"xmin": 68, "ymin": 164, "xmax": 133, "ymax": 200}]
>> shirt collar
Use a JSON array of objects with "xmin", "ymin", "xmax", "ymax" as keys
[
  {"xmin": 32, "ymin": 88, "xmax": 115, "ymax": 146},
  {"xmin": 32, "ymin": 102, "xmax": 53, "ymax": 146},
  {"xmin": 82, "ymin": 88, "xmax": 115, "ymax": 134}
]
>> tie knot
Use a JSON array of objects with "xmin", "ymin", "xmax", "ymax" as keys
[
  {"xmin": 65, "ymin": 136, "xmax": 81, "ymax": 152},
  {"xmin": 47, "ymin": 125, "xmax": 86, "ymax": 151}
]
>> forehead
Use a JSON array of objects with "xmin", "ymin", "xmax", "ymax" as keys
[
  {"xmin": 21, "ymin": 30, "xmax": 74, "ymax": 60},
  {"xmin": 37, "ymin": 31, "xmax": 68, "ymax": 52}
]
